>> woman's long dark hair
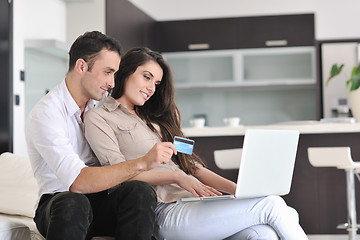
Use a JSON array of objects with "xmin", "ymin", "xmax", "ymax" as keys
[{"xmin": 111, "ymin": 47, "xmax": 205, "ymax": 175}]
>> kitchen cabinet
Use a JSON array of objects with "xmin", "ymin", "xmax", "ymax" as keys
[
  {"xmin": 164, "ymin": 46, "xmax": 317, "ymax": 127},
  {"xmin": 106, "ymin": 0, "xmax": 156, "ymax": 51},
  {"xmin": 106, "ymin": 2, "xmax": 315, "ymax": 52},
  {"xmin": 165, "ymin": 46, "xmax": 316, "ymax": 89},
  {"xmin": 237, "ymin": 14, "xmax": 315, "ymax": 48},
  {"xmin": 164, "ymin": 49, "xmax": 237, "ymax": 88},
  {"xmin": 154, "ymin": 14, "xmax": 314, "ymax": 52},
  {"xmin": 153, "ymin": 18, "xmax": 239, "ymax": 52}
]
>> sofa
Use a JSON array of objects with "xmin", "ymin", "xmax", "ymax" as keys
[
  {"xmin": 0, "ymin": 152, "xmax": 43, "ymax": 240},
  {"xmin": 0, "ymin": 152, "xmax": 279, "ymax": 240},
  {"xmin": 0, "ymin": 152, "xmax": 117, "ymax": 240}
]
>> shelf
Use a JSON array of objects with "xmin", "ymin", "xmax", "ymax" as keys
[
  {"xmin": 175, "ymin": 79, "xmax": 316, "ymax": 90},
  {"xmin": 25, "ymin": 39, "xmax": 70, "ymax": 59}
]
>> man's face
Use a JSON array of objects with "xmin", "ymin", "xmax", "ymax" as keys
[{"xmin": 81, "ymin": 49, "xmax": 121, "ymax": 101}]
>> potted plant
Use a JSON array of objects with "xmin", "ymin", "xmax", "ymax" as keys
[{"xmin": 327, "ymin": 63, "xmax": 360, "ymax": 122}]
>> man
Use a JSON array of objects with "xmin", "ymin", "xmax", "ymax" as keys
[{"xmin": 25, "ymin": 31, "xmax": 177, "ymax": 240}]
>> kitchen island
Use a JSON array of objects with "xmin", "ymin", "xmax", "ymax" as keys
[{"xmin": 182, "ymin": 122, "xmax": 360, "ymax": 235}]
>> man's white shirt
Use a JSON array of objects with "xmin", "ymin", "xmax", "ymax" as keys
[{"xmin": 25, "ymin": 80, "xmax": 100, "ymax": 203}]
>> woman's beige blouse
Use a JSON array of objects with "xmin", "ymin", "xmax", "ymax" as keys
[{"xmin": 84, "ymin": 96, "xmax": 193, "ymax": 202}]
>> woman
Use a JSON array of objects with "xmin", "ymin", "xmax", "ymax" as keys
[{"xmin": 84, "ymin": 47, "xmax": 308, "ymax": 240}]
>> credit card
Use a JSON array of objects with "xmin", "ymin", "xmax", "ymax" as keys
[{"xmin": 173, "ymin": 136, "xmax": 195, "ymax": 155}]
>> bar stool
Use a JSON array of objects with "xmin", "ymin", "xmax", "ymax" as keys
[
  {"xmin": 308, "ymin": 147, "xmax": 360, "ymax": 240},
  {"xmin": 214, "ymin": 148, "xmax": 242, "ymax": 170}
]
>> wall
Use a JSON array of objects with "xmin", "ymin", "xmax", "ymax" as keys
[
  {"xmin": 66, "ymin": 0, "xmax": 105, "ymax": 43},
  {"xmin": 13, "ymin": 0, "xmax": 67, "ymax": 157},
  {"xmin": 13, "ymin": 0, "xmax": 105, "ymax": 157}
]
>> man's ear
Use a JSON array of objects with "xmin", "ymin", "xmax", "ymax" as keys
[{"xmin": 75, "ymin": 58, "xmax": 88, "ymax": 73}]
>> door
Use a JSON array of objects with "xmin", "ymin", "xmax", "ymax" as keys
[
  {"xmin": 321, "ymin": 42, "xmax": 359, "ymax": 118},
  {"xmin": 0, "ymin": 0, "xmax": 12, "ymax": 153}
]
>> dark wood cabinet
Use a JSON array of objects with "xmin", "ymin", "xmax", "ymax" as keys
[
  {"xmin": 0, "ymin": 0, "xmax": 13, "ymax": 153},
  {"xmin": 106, "ymin": 0, "xmax": 156, "ymax": 52},
  {"xmin": 152, "ymin": 14, "xmax": 315, "ymax": 52},
  {"xmin": 106, "ymin": 2, "xmax": 315, "ymax": 53},
  {"xmin": 237, "ymin": 14, "xmax": 315, "ymax": 49},
  {"xmin": 152, "ymin": 18, "xmax": 239, "ymax": 52},
  {"xmin": 191, "ymin": 132, "xmax": 360, "ymax": 234}
]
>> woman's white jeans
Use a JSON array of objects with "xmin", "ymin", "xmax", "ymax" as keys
[{"xmin": 154, "ymin": 195, "xmax": 308, "ymax": 240}]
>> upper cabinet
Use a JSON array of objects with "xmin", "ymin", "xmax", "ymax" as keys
[
  {"xmin": 106, "ymin": 2, "xmax": 315, "ymax": 52},
  {"xmin": 153, "ymin": 18, "xmax": 239, "ymax": 52},
  {"xmin": 152, "ymin": 14, "xmax": 315, "ymax": 52},
  {"xmin": 164, "ymin": 46, "xmax": 316, "ymax": 89},
  {"xmin": 237, "ymin": 14, "xmax": 315, "ymax": 48},
  {"xmin": 106, "ymin": 0, "xmax": 156, "ymax": 51}
]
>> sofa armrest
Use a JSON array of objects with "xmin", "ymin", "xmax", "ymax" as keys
[{"xmin": 0, "ymin": 152, "xmax": 39, "ymax": 218}]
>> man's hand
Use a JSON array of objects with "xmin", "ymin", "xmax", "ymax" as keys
[{"xmin": 140, "ymin": 142, "xmax": 177, "ymax": 170}]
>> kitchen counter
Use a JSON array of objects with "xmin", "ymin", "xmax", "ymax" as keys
[{"xmin": 182, "ymin": 121, "xmax": 360, "ymax": 137}]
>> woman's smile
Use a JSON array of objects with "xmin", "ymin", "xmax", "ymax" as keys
[{"xmin": 140, "ymin": 90, "xmax": 150, "ymax": 100}]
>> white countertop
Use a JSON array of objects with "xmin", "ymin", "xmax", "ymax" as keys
[{"xmin": 182, "ymin": 121, "xmax": 360, "ymax": 137}]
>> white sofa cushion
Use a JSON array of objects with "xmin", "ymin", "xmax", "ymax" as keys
[
  {"xmin": 0, "ymin": 152, "xmax": 39, "ymax": 218},
  {"xmin": 0, "ymin": 215, "xmax": 30, "ymax": 240},
  {"xmin": 0, "ymin": 214, "xmax": 44, "ymax": 240}
]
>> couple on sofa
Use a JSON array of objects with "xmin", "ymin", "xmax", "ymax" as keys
[{"xmin": 25, "ymin": 31, "xmax": 308, "ymax": 240}]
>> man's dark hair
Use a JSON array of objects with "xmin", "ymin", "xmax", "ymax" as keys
[{"xmin": 68, "ymin": 31, "xmax": 122, "ymax": 72}]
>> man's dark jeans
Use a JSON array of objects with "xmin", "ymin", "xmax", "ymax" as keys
[{"xmin": 34, "ymin": 181, "xmax": 158, "ymax": 240}]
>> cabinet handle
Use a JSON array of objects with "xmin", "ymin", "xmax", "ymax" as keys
[
  {"xmin": 188, "ymin": 43, "xmax": 210, "ymax": 50},
  {"xmin": 265, "ymin": 40, "xmax": 288, "ymax": 47}
]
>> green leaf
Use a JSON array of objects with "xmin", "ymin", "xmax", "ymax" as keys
[
  {"xmin": 326, "ymin": 64, "xmax": 344, "ymax": 86},
  {"xmin": 349, "ymin": 64, "xmax": 360, "ymax": 91}
]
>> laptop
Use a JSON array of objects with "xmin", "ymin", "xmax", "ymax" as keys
[{"xmin": 179, "ymin": 129, "xmax": 300, "ymax": 202}]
